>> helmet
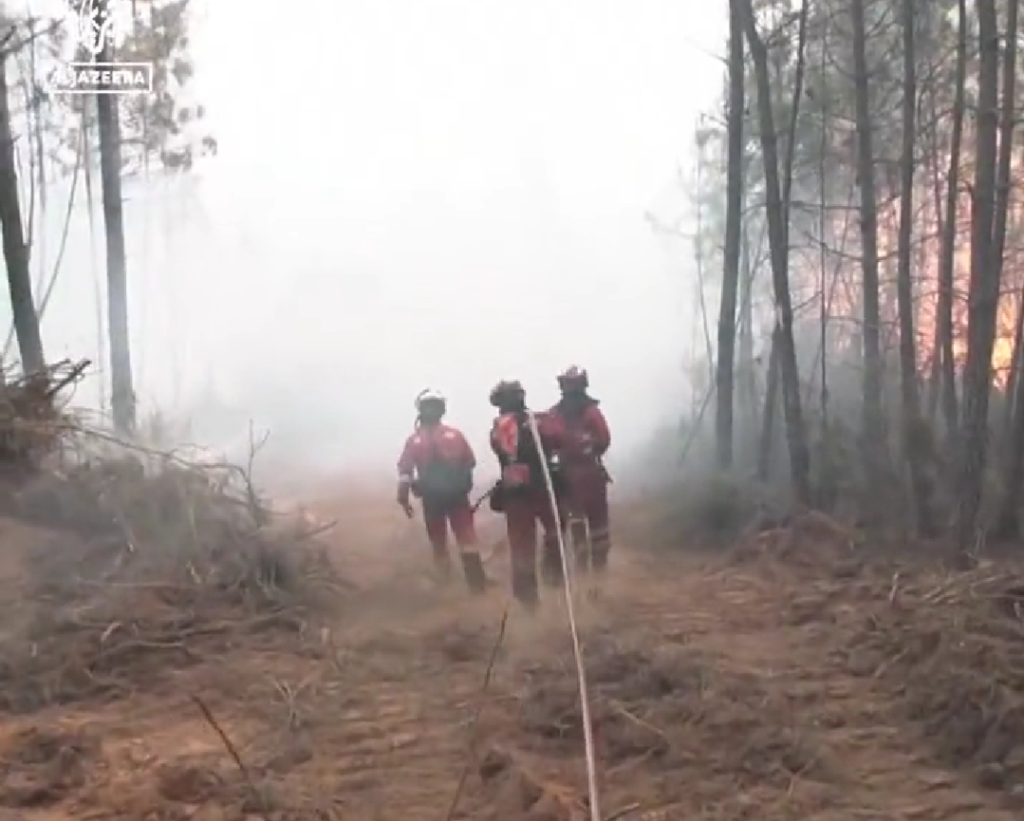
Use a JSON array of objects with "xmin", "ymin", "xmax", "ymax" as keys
[
  {"xmin": 489, "ymin": 379, "xmax": 525, "ymax": 408},
  {"xmin": 415, "ymin": 388, "xmax": 447, "ymax": 416},
  {"xmin": 557, "ymin": 365, "xmax": 589, "ymax": 392}
]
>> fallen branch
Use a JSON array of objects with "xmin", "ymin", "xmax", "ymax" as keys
[{"xmin": 192, "ymin": 694, "xmax": 270, "ymax": 820}]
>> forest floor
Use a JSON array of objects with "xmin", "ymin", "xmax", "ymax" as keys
[{"xmin": 0, "ymin": 484, "xmax": 1022, "ymax": 821}]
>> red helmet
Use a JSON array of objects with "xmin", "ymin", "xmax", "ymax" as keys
[
  {"xmin": 489, "ymin": 379, "xmax": 525, "ymax": 408},
  {"xmin": 557, "ymin": 365, "xmax": 589, "ymax": 391}
]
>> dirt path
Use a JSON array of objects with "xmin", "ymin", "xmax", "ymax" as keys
[
  {"xmin": 0, "ymin": 505, "xmax": 1020, "ymax": 820},
  {"xmin": 411, "ymin": 551, "xmax": 1018, "ymax": 821}
]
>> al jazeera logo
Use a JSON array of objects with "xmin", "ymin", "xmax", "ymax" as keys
[{"xmin": 46, "ymin": 0, "xmax": 153, "ymax": 95}]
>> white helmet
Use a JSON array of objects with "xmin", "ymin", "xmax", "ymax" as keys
[{"xmin": 415, "ymin": 388, "xmax": 446, "ymax": 413}]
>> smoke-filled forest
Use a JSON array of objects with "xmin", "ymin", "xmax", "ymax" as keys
[
  {"xmin": 0, "ymin": 1, "xmax": 1022, "ymax": 821},
  {"xmin": 653, "ymin": 0, "xmax": 1024, "ymax": 558}
]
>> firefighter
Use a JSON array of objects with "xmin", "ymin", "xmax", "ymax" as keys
[
  {"xmin": 396, "ymin": 389, "xmax": 488, "ymax": 593},
  {"xmin": 487, "ymin": 380, "xmax": 567, "ymax": 607},
  {"xmin": 549, "ymin": 366, "xmax": 612, "ymax": 572}
]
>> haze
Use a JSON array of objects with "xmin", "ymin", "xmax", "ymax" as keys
[{"xmin": 20, "ymin": 0, "xmax": 726, "ymax": 476}]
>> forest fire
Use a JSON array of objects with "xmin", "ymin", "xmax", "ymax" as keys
[{"xmin": 680, "ymin": 0, "xmax": 1024, "ymax": 549}]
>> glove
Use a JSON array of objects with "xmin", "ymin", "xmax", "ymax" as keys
[{"xmin": 397, "ymin": 482, "xmax": 414, "ymax": 519}]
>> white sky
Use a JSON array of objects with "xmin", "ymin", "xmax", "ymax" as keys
[{"xmin": 16, "ymin": 0, "xmax": 727, "ymax": 471}]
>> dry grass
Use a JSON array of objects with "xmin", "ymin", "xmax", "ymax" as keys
[
  {"xmin": 845, "ymin": 562, "xmax": 1024, "ymax": 800},
  {"xmin": 0, "ymin": 455, "xmax": 349, "ymax": 713},
  {"xmin": 0, "ymin": 447, "xmax": 1021, "ymax": 820},
  {"xmin": 0, "ymin": 380, "xmax": 351, "ymax": 717}
]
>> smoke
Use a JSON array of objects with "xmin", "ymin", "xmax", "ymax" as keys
[{"xmin": 8, "ymin": 0, "xmax": 730, "ymax": 488}]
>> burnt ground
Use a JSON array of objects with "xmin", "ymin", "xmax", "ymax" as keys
[{"xmin": 0, "ymin": 491, "xmax": 1022, "ymax": 821}]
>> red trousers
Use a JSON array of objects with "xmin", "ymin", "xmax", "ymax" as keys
[
  {"xmin": 503, "ymin": 490, "xmax": 562, "ymax": 604},
  {"xmin": 562, "ymin": 465, "xmax": 611, "ymax": 570},
  {"xmin": 423, "ymin": 496, "xmax": 478, "ymax": 564}
]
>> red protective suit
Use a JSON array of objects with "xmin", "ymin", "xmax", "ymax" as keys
[
  {"xmin": 548, "ymin": 396, "xmax": 612, "ymax": 571},
  {"xmin": 490, "ymin": 410, "xmax": 566, "ymax": 605},
  {"xmin": 397, "ymin": 422, "xmax": 485, "ymax": 590}
]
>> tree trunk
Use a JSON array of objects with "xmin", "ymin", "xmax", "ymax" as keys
[
  {"xmin": 991, "ymin": 0, "xmax": 1022, "ymax": 537},
  {"xmin": 924, "ymin": 81, "xmax": 945, "ymax": 423},
  {"xmin": 81, "ymin": 104, "xmax": 108, "ymax": 412},
  {"xmin": 96, "ymin": 11, "xmax": 136, "ymax": 434},
  {"xmin": 757, "ymin": 333, "xmax": 779, "ymax": 483},
  {"xmin": 895, "ymin": 0, "xmax": 934, "ymax": 535},
  {"xmin": 738, "ymin": 218, "xmax": 758, "ymax": 442},
  {"xmin": 937, "ymin": 0, "xmax": 968, "ymax": 442},
  {"xmin": 815, "ymin": 37, "xmax": 832, "ymax": 496},
  {"xmin": 955, "ymin": 0, "xmax": 1001, "ymax": 552},
  {"xmin": 714, "ymin": 0, "xmax": 746, "ymax": 471},
  {"xmin": 851, "ymin": 0, "xmax": 888, "ymax": 525},
  {"xmin": 1006, "ymin": 287, "xmax": 1024, "ymax": 429},
  {"xmin": 28, "ymin": 34, "xmax": 46, "ymax": 308},
  {"xmin": 989, "ymin": 0, "xmax": 1018, "ymax": 283},
  {"xmin": 998, "ymin": 328, "xmax": 1024, "ymax": 537},
  {"xmin": 0, "ymin": 55, "xmax": 44, "ymax": 375},
  {"xmin": 1003, "ymin": 147, "xmax": 1024, "ymax": 428},
  {"xmin": 740, "ymin": 0, "xmax": 812, "ymax": 505}
]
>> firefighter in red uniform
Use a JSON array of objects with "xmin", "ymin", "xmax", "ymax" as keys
[
  {"xmin": 549, "ymin": 366, "xmax": 612, "ymax": 572},
  {"xmin": 487, "ymin": 380, "xmax": 567, "ymax": 607},
  {"xmin": 396, "ymin": 389, "xmax": 488, "ymax": 593}
]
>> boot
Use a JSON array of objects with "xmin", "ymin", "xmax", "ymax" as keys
[{"xmin": 459, "ymin": 551, "xmax": 488, "ymax": 594}]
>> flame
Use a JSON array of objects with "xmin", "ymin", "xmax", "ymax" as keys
[{"xmin": 802, "ymin": 149, "xmax": 1019, "ymax": 392}]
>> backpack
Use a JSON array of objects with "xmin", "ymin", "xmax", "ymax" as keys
[
  {"xmin": 491, "ymin": 412, "xmax": 567, "ymax": 499},
  {"xmin": 416, "ymin": 429, "xmax": 472, "ymax": 507}
]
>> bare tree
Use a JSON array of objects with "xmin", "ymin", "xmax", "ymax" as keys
[
  {"xmin": 0, "ymin": 50, "xmax": 43, "ymax": 375},
  {"xmin": 850, "ymin": 0, "xmax": 888, "ymax": 525},
  {"xmin": 955, "ymin": 0, "xmax": 1001, "ymax": 551},
  {"xmin": 715, "ymin": 0, "xmax": 746, "ymax": 471},
  {"xmin": 991, "ymin": 0, "xmax": 1023, "ymax": 537},
  {"xmin": 82, "ymin": 107, "xmax": 108, "ymax": 412},
  {"xmin": 989, "ymin": 0, "xmax": 1019, "ymax": 293},
  {"xmin": 894, "ymin": 0, "xmax": 934, "ymax": 535},
  {"xmin": 96, "ymin": 0, "xmax": 135, "ymax": 433},
  {"xmin": 740, "ymin": 0, "xmax": 812, "ymax": 504},
  {"xmin": 934, "ymin": 0, "xmax": 968, "ymax": 441}
]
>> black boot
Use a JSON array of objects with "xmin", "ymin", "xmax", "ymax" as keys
[{"xmin": 459, "ymin": 551, "xmax": 488, "ymax": 594}]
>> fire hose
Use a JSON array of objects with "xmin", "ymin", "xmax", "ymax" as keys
[
  {"xmin": 525, "ymin": 411, "xmax": 602, "ymax": 821},
  {"xmin": 470, "ymin": 484, "xmax": 496, "ymax": 512}
]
